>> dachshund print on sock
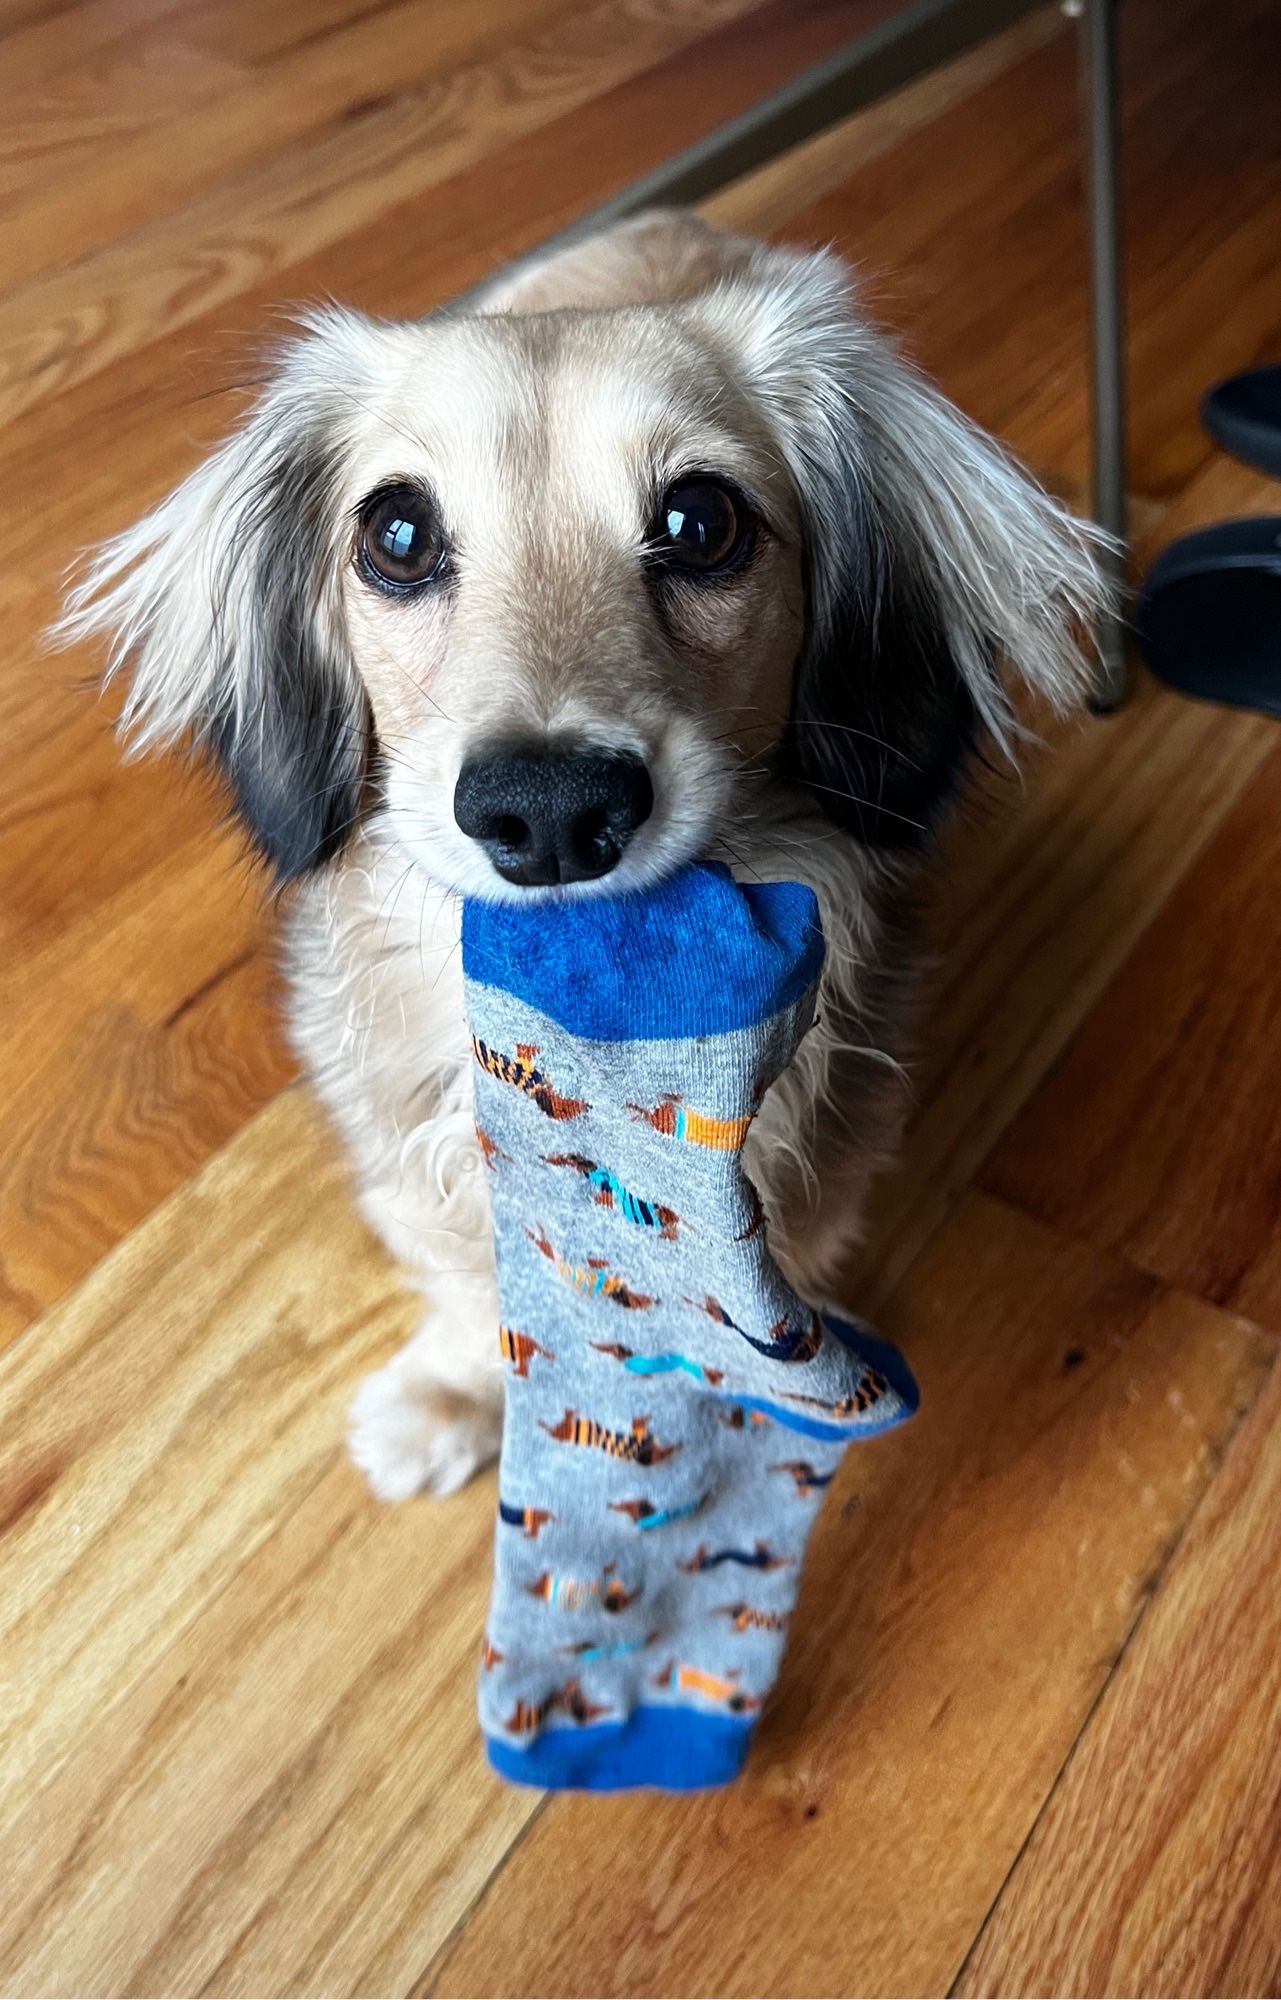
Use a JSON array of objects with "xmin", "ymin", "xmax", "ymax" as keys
[
  {"xmin": 715, "ymin": 1602, "xmax": 790, "ymax": 1633},
  {"xmin": 683, "ymin": 1297, "xmax": 821, "ymax": 1362},
  {"xmin": 629, "ymin": 1094, "xmax": 753, "ymax": 1152},
  {"xmin": 471, "ymin": 1037, "xmax": 588, "ymax": 1121},
  {"xmin": 539, "ymin": 1409, "xmax": 681, "ymax": 1465},
  {"xmin": 475, "ymin": 1125, "xmax": 512, "ymax": 1171},
  {"xmin": 559, "ymin": 1632, "xmax": 659, "ymax": 1663},
  {"xmin": 608, "ymin": 1494, "xmax": 707, "ymax": 1529},
  {"xmin": 503, "ymin": 1678, "xmax": 612, "ymax": 1733},
  {"xmin": 527, "ymin": 1229, "xmax": 656, "ymax": 1309},
  {"xmin": 742, "ymin": 1311, "xmax": 823, "ymax": 1363},
  {"xmin": 591, "ymin": 1342, "xmax": 724, "ymax": 1387},
  {"xmin": 526, "ymin": 1567, "xmax": 641, "ymax": 1613},
  {"xmin": 498, "ymin": 1325, "xmax": 555, "ymax": 1377},
  {"xmin": 499, "ymin": 1498, "xmax": 555, "ymax": 1538},
  {"xmin": 678, "ymin": 1541, "xmax": 791, "ymax": 1573},
  {"xmin": 651, "ymin": 1660, "xmax": 760, "ymax": 1715},
  {"xmin": 717, "ymin": 1406, "xmax": 771, "ymax": 1431},
  {"xmin": 769, "ymin": 1460, "xmax": 837, "ymax": 1497},
  {"xmin": 544, "ymin": 1154, "xmax": 682, "ymax": 1239},
  {"xmin": 780, "ymin": 1366, "xmax": 891, "ymax": 1417}
]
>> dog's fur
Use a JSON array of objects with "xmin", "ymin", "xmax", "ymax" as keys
[{"xmin": 60, "ymin": 213, "xmax": 1105, "ymax": 1501}]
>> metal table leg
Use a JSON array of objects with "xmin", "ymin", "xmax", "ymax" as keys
[{"xmin": 1079, "ymin": 0, "xmax": 1131, "ymax": 708}]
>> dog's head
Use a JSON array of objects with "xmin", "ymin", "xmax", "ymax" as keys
[{"xmin": 60, "ymin": 217, "xmax": 1105, "ymax": 897}]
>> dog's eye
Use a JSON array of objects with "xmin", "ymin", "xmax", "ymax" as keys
[
  {"xmin": 652, "ymin": 477, "xmax": 752, "ymax": 575},
  {"xmin": 358, "ymin": 485, "xmax": 446, "ymax": 589}
]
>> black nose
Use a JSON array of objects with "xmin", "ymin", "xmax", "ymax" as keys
[{"xmin": 453, "ymin": 748, "xmax": 654, "ymax": 887}]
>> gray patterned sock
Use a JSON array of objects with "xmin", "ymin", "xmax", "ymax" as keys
[{"xmin": 464, "ymin": 862, "xmax": 917, "ymax": 1791}]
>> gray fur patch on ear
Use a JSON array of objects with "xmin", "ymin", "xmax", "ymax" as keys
[{"xmin": 210, "ymin": 434, "xmax": 370, "ymax": 882}]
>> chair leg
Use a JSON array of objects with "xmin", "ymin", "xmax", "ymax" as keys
[{"xmin": 1079, "ymin": 0, "xmax": 1131, "ymax": 709}]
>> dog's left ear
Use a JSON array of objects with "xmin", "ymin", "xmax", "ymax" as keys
[
  {"xmin": 56, "ymin": 308, "xmax": 379, "ymax": 884},
  {"xmin": 699, "ymin": 246, "xmax": 1109, "ymax": 848}
]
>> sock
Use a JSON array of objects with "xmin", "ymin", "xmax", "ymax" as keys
[{"xmin": 463, "ymin": 861, "xmax": 918, "ymax": 1793}]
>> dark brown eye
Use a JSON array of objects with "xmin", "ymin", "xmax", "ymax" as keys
[
  {"xmin": 358, "ymin": 484, "xmax": 446, "ymax": 589},
  {"xmin": 652, "ymin": 477, "xmax": 752, "ymax": 575}
]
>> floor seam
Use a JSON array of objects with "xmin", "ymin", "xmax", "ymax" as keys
[{"xmin": 411, "ymin": 1790, "xmax": 555, "ymax": 1998}]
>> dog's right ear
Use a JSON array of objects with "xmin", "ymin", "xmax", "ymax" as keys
[
  {"xmin": 695, "ymin": 242, "xmax": 1108, "ymax": 849},
  {"xmin": 55, "ymin": 310, "xmax": 377, "ymax": 884}
]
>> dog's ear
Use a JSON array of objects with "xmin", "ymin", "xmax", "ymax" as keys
[
  {"xmin": 56, "ymin": 309, "xmax": 376, "ymax": 884},
  {"xmin": 698, "ymin": 246, "xmax": 1109, "ymax": 847}
]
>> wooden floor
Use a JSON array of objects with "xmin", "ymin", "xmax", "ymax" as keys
[{"xmin": 2, "ymin": 0, "xmax": 1280, "ymax": 1991}]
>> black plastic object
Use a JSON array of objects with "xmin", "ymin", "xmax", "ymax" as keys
[
  {"xmin": 1201, "ymin": 366, "xmax": 1281, "ymax": 479},
  {"xmin": 1133, "ymin": 517, "xmax": 1281, "ymax": 716}
]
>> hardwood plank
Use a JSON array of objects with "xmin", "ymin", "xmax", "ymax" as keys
[
  {"xmin": 0, "ymin": 0, "xmax": 880, "ymax": 421},
  {"xmin": 0, "ymin": 42, "xmax": 249, "ymax": 192},
  {"xmin": 427, "ymin": 1194, "xmax": 1276, "ymax": 1999},
  {"xmin": 0, "ymin": 1090, "xmax": 406, "ymax": 1814},
  {"xmin": 0, "ymin": 0, "xmax": 258, "ymax": 98},
  {"xmin": 177, "ymin": 0, "xmax": 432, "ymax": 67},
  {"xmin": 0, "ymin": 1459, "xmax": 533, "ymax": 1999},
  {"xmin": 0, "ymin": 0, "xmax": 573, "ymax": 278},
  {"xmin": 982, "ymin": 736, "xmax": 1281, "ymax": 1332},
  {"xmin": 0, "ymin": 1085, "xmax": 543, "ymax": 1998},
  {"xmin": 956, "ymin": 1357, "xmax": 1281, "ymax": 1998},
  {"xmin": 854, "ymin": 668, "xmax": 1276, "ymax": 1316},
  {"xmin": 0, "ymin": 838, "xmax": 293, "ymax": 1346}
]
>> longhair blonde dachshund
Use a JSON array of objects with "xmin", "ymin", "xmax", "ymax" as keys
[{"xmin": 59, "ymin": 212, "xmax": 1106, "ymax": 1501}]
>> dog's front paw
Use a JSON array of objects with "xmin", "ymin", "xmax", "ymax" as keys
[{"xmin": 348, "ymin": 1365, "xmax": 502, "ymax": 1502}]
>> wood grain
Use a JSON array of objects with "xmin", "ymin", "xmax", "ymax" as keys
[
  {"xmin": 0, "ymin": 837, "xmax": 294, "ymax": 1347},
  {"xmin": 983, "ymin": 739, "xmax": 1281, "ymax": 1332},
  {"xmin": 956, "ymin": 1357, "xmax": 1281, "ymax": 1998},
  {"xmin": 428, "ymin": 1194, "xmax": 1276, "ymax": 1999},
  {"xmin": 853, "ymin": 656, "xmax": 1276, "ymax": 1315},
  {"xmin": 0, "ymin": 1090, "xmax": 400, "ymax": 1809},
  {"xmin": 0, "ymin": 0, "xmax": 895, "ymax": 422},
  {"xmin": 1, "ymin": 1462, "xmax": 537, "ymax": 2000},
  {"xmin": 0, "ymin": 1091, "xmax": 545, "ymax": 1999},
  {"xmin": 0, "ymin": 0, "xmax": 572, "ymax": 277}
]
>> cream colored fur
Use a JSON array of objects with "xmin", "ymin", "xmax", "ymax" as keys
[{"xmin": 59, "ymin": 212, "xmax": 1105, "ymax": 1499}]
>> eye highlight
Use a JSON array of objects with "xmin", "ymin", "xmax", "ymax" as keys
[
  {"xmin": 649, "ymin": 476, "xmax": 755, "ymax": 578},
  {"xmin": 356, "ymin": 483, "xmax": 447, "ymax": 591}
]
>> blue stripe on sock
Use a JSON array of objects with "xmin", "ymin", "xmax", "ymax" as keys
[{"xmin": 486, "ymin": 1704, "xmax": 754, "ymax": 1792}]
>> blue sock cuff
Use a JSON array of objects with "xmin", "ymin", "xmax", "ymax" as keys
[
  {"xmin": 486, "ymin": 1704, "xmax": 755, "ymax": 1792},
  {"xmin": 462, "ymin": 862, "xmax": 824, "ymax": 1041}
]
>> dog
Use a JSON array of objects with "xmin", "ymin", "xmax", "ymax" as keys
[{"xmin": 58, "ymin": 211, "xmax": 1105, "ymax": 1502}]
